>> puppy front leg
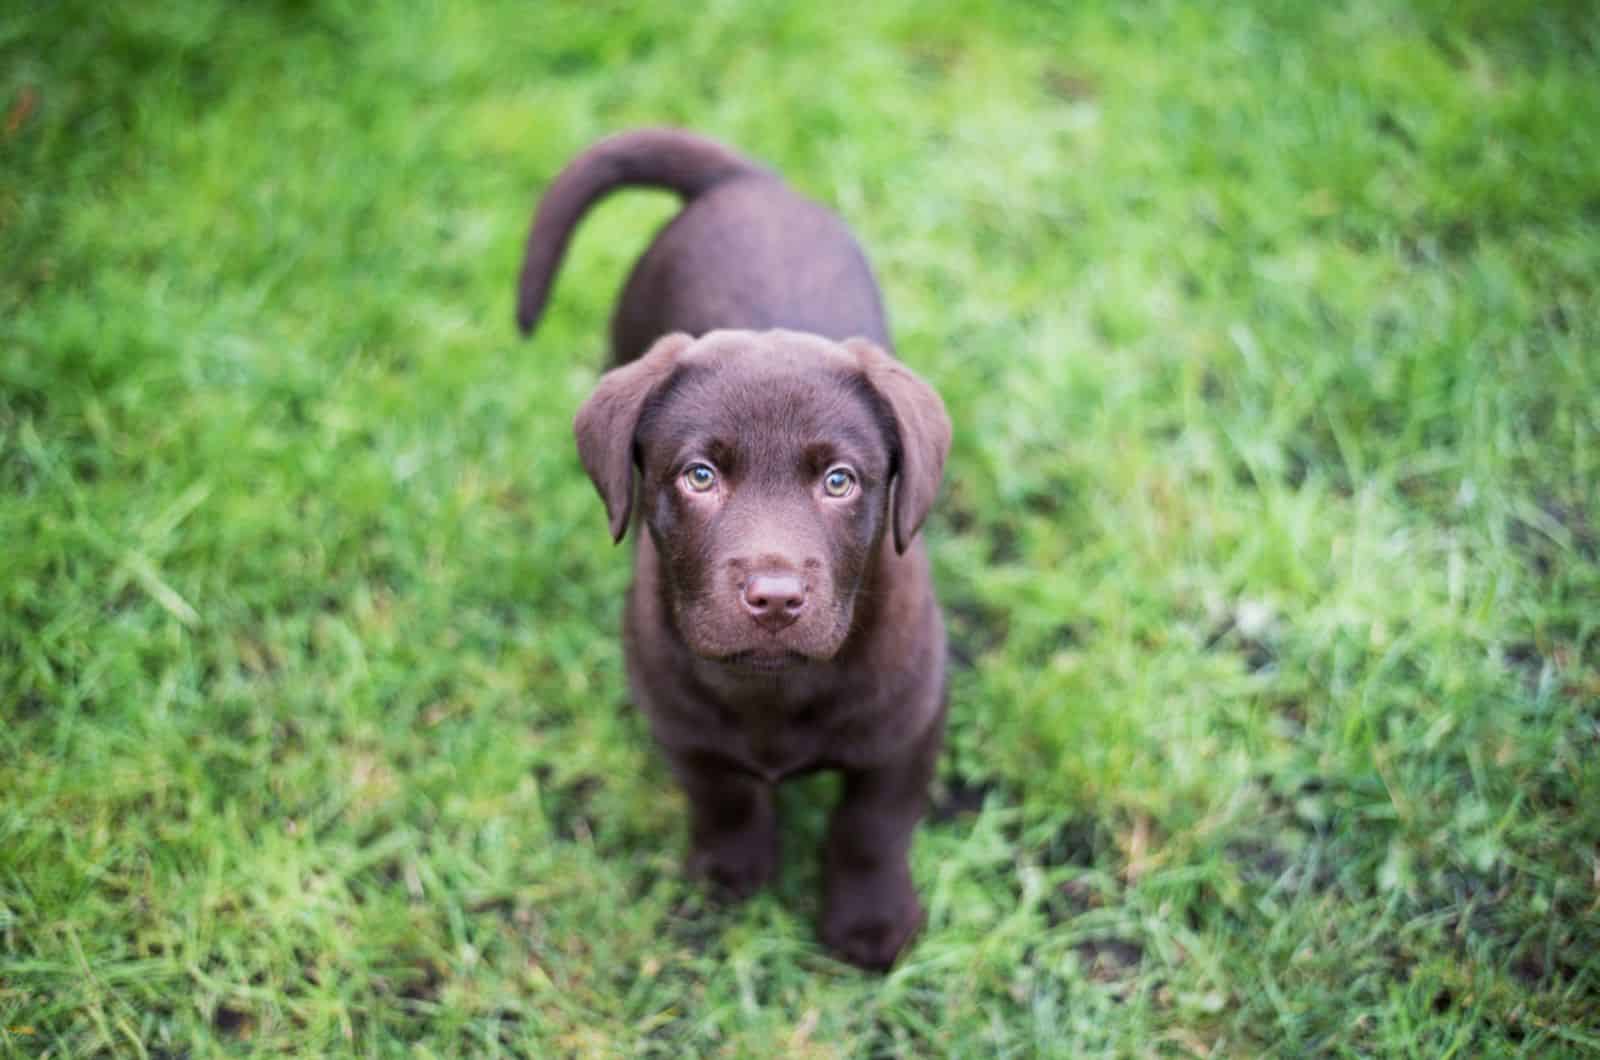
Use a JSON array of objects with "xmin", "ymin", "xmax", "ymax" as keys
[
  {"xmin": 820, "ymin": 718, "xmax": 942, "ymax": 971},
  {"xmin": 668, "ymin": 750, "xmax": 779, "ymax": 900}
]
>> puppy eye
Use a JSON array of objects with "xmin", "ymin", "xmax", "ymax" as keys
[
  {"xmin": 682, "ymin": 463, "xmax": 718, "ymax": 492},
  {"xmin": 822, "ymin": 468, "xmax": 856, "ymax": 498}
]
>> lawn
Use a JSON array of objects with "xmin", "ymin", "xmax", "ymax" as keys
[{"xmin": 3, "ymin": 1, "xmax": 1598, "ymax": 1055}]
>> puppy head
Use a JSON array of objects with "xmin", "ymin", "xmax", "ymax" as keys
[{"xmin": 573, "ymin": 329, "xmax": 950, "ymax": 668}]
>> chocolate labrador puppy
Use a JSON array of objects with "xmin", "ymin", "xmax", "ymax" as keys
[{"xmin": 516, "ymin": 129, "xmax": 950, "ymax": 970}]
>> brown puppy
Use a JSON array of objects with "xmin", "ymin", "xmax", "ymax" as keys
[{"xmin": 516, "ymin": 129, "xmax": 950, "ymax": 971}]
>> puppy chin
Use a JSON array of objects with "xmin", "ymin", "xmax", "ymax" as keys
[{"xmin": 718, "ymin": 648, "xmax": 813, "ymax": 673}]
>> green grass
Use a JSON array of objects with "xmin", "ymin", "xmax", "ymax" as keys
[{"xmin": 3, "ymin": 1, "xmax": 1598, "ymax": 1055}]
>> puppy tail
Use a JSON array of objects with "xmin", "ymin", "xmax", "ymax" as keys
[{"xmin": 515, "ymin": 128, "xmax": 767, "ymax": 337}]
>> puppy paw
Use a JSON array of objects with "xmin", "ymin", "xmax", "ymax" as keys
[
  {"xmin": 686, "ymin": 839, "xmax": 777, "ymax": 901},
  {"xmin": 820, "ymin": 878, "xmax": 925, "ymax": 971}
]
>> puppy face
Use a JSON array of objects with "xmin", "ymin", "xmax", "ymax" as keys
[
  {"xmin": 574, "ymin": 330, "xmax": 950, "ymax": 671},
  {"xmin": 635, "ymin": 342, "xmax": 891, "ymax": 666}
]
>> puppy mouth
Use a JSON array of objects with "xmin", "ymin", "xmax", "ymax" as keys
[{"xmin": 719, "ymin": 649, "xmax": 812, "ymax": 673}]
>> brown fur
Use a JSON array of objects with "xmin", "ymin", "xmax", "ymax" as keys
[{"xmin": 518, "ymin": 129, "xmax": 951, "ymax": 970}]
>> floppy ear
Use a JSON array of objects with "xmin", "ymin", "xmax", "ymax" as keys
[
  {"xmin": 845, "ymin": 338, "xmax": 952, "ymax": 554},
  {"xmin": 573, "ymin": 332, "xmax": 693, "ymax": 542}
]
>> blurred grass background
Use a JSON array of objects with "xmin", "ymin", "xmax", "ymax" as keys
[{"xmin": 2, "ymin": 0, "xmax": 1597, "ymax": 1054}]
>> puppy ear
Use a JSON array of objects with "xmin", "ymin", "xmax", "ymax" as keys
[
  {"xmin": 573, "ymin": 333, "xmax": 693, "ymax": 542},
  {"xmin": 846, "ymin": 338, "xmax": 952, "ymax": 554}
]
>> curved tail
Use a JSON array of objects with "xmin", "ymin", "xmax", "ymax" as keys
[{"xmin": 515, "ymin": 128, "xmax": 768, "ymax": 337}]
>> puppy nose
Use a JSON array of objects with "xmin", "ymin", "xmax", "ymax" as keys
[{"xmin": 742, "ymin": 572, "xmax": 806, "ymax": 632}]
